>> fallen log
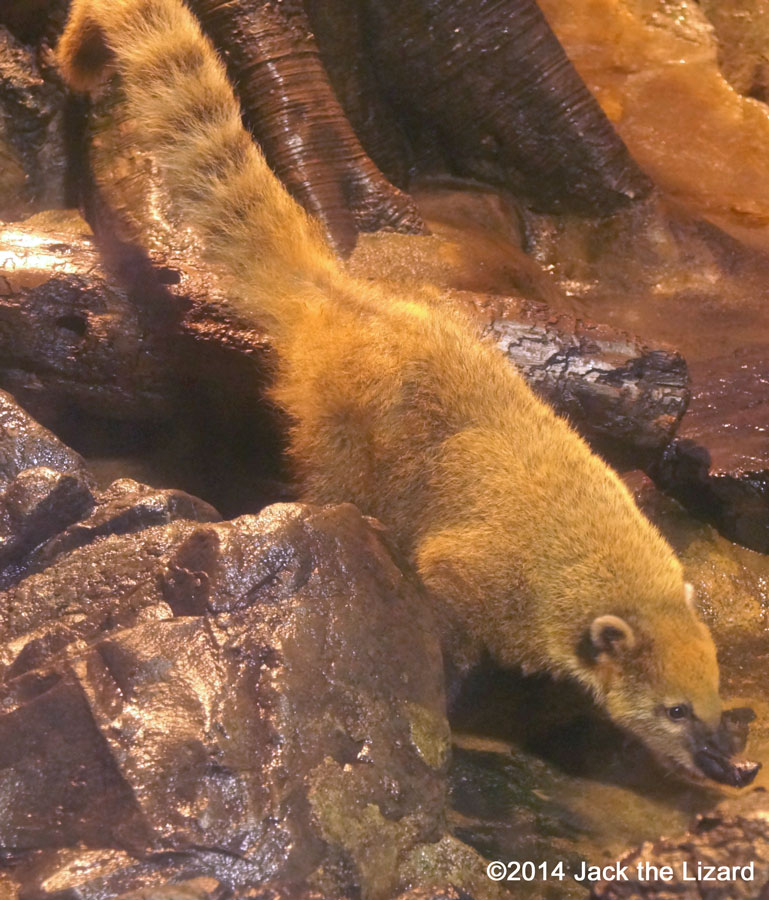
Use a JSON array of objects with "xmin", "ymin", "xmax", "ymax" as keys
[
  {"xmin": 652, "ymin": 347, "xmax": 769, "ymax": 553},
  {"xmin": 0, "ymin": 219, "xmax": 688, "ymax": 472},
  {"xmin": 460, "ymin": 291, "xmax": 689, "ymax": 457}
]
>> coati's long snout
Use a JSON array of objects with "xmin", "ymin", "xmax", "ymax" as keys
[{"xmin": 693, "ymin": 707, "xmax": 761, "ymax": 787}]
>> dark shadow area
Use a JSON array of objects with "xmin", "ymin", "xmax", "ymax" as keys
[
  {"xmin": 449, "ymin": 660, "xmax": 721, "ymax": 807},
  {"xmin": 23, "ymin": 362, "xmax": 294, "ymax": 521}
]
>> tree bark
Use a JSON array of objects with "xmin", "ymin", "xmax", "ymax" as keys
[
  {"xmin": 187, "ymin": 0, "xmax": 426, "ymax": 257},
  {"xmin": 361, "ymin": 0, "xmax": 653, "ymax": 214}
]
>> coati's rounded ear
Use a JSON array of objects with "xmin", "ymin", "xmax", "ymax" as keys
[{"xmin": 589, "ymin": 615, "xmax": 636, "ymax": 657}]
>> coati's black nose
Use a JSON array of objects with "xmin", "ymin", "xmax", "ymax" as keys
[
  {"xmin": 693, "ymin": 749, "xmax": 761, "ymax": 787},
  {"xmin": 693, "ymin": 706, "xmax": 761, "ymax": 787}
]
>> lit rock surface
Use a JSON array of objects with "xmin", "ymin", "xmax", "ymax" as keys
[
  {"xmin": 653, "ymin": 347, "xmax": 769, "ymax": 552},
  {"xmin": 699, "ymin": 0, "xmax": 769, "ymax": 102},
  {"xmin": 0, "ymin": 389, "xmax": 495, "ymax": 900},
  {"xmin": 538, "ymin": 0, "xmax": 769, "ymax": 252}
]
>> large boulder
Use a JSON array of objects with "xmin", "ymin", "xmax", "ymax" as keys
[{"xmin": 0, "ymin": 389, "xmax": 495, "ymax": 900}]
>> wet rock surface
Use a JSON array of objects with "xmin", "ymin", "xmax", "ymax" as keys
[
  {"xmin": 0, "ymin": 388, "xmax": 497, "ymax": 900},
  {"xmin": 536, "ymin": 0, "xmax": 769, "ymax": 252},
  {"xmin": 653, "ymin": 347, "xmax": 769, "ymax": 552},
  {"xmin": 700, "ymin": 0, "xmax": 769, "ymax": 102},
  {"xmin": 0, "ymin": 385, "xmax": 90, "ymax": 486},
  {"xmin": 0, "ymin": 387, "xmax": 95, "ymax": 582},
  {"xmin": 0, "ymin": 26, "xmax": 67, "ymax": 220},
  {"xmin": 0, "ymin": 215, "xmax": 173, "ymax": 423}
]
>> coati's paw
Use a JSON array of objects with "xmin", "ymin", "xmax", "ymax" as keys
[{"xmin": 57, "ymin": 0, "xmax": 114, "ymax": 92}]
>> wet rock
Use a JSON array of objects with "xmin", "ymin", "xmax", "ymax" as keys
[
  {"xmin": 447, "ymin": 738, "xmax": 586, "ymax": 877},
  {"xmin": 0, "ymin": 0, "xmax": 69, "ymax": 47},
  {"xmin": 590, "ymin": 789, "xmax": 769, "ymax": 899},
  {"xmin": 0, "ymin": 27, "xmax": 67, "ymax": 220},
  {"xmin": 0, "ymin": 518, "xmax": 203, "ymax": 677},
  {"xmin": 10, "ymin": 849, "xmax": 248, "ymax": 900},
  {"xmin": 0, "ymin": 386, "xmax": 90, "ymax": 487},
  {"xmin": 0, "ymin": 491, "xmax": 497, "ymax": 899},
  {"xmin": 0, "ymin": 669, "xmax": 150, "ymax": 852},
  {"xmin": 394, "ymin": 887, "xmax": 475, "ymax": 900},
  {"xmin": 32, "ymin": 477, "xmax": 220, "ymax": 563},
  {"xmin": 0, "ymin": 387, "xmax": 222, "ymax": 663},
  {"xmin": 94, "ymin": 877, "xmax": 232, "ymax": 900},
  {"xmin": 0, "ymin": 388, "xmax": 95, "ymax": 578},
  {"xmin": 0, "ymin": 216, "xmax": 174, "ymax": 423},
  {"xmin": 699, "ymin": 0, "xmax": 769, "ymax": 102},
  {"xmin": 3, "ymin": 476, "xmax": 221, "ymax": 596},
  {"xmin": 0, "ymin": 466, "xmax": 94, "ymax": 572},
  {"xmin": 537, "ymin": 0, "xmax": 769, "ymax": 252}
]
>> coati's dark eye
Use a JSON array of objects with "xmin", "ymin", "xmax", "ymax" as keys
[{"xmin": 667, "ymin": 704, "xmax": 690, "ymax": 721}]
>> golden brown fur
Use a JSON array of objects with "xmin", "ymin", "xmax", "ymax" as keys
[{"xmin": 58, "ymin": 0, "xmax": 724, "ymax": 780}]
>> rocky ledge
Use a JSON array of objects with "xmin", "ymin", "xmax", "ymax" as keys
[{"xmin": 0, "ymin": 388, "xmax": 497, "ymax": 900}]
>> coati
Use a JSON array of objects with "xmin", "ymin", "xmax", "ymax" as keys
[{"xmin": 57, "ymin": 0, "xmax": 756, "ymax": 785}]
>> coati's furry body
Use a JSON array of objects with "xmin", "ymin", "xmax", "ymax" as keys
[{"xmin": 59, "ymin": 0, "xmax": 724, "ymax": 780}]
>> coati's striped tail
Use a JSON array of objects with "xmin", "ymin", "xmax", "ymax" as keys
[{"xmin": 57, "ymin": 0, "xmax": 339, "ymax": 335}]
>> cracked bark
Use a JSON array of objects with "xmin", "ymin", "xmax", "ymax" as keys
[
  {"xmin": 361, "ymin": 0, "xmax": 653, "ymax": 214},
  {"xmin": 0, "ymin": 222, "xmax": 687, "ymax": 468},
  {"xmin": 187, "ymin": 0, "xmax": 427, "ymax": 257}
]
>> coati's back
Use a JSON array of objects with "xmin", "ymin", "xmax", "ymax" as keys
[{"xmin": 58, "ymin": 0, "xmax": 757, "ymax": 787}]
